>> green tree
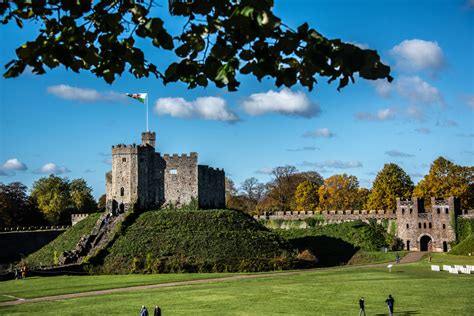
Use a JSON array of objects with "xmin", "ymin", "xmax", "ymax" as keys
[
  {"xmin": 294, "ymin": 180, "xmax": 319, "ymax": 212},
  {"xmin": 318, "ymin": 174, "xmax": 360, "ymax": 210},
  {"xmin": 367, "ymin": 163, "xmax": 414, "ymax": 210},
  {"xmin": 0, "ymin": 1, "xmax": 391, "ymax": 90},
  {"xmin": 70, "ymin": 179, "xmax": 98, "ymax": 213},
  {"xmin": 0, "ymin": 182, "xmax": 44, "ymax": 226},
  {"xmin": 413, "ymin": 157, "xmax": 474, "ymax": 209},
  {"xmin": 31, "ymin": 175, "xmax": 72, "ymax": 224}
]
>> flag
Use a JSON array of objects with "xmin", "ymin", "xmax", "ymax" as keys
[{"xmin": 126, "ymin": 93, "xmax": 147, "ymax": 103}]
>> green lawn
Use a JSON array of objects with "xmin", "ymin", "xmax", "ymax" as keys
[
  {"xmin": 0, "ymin": 273, "xmax": 238, "ymax": 301},
  {"xmin": 0, "ymin": 254, "xmax": 472, "ymax": 315}
]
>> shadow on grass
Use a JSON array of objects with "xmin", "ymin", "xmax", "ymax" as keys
[
  {"xmin": 288, "ymin": 235, "xmax": 358, "ymax": 267},
  {"xmin": 374, "ymin": 311, "xmax": 420, "ymax": 315}
]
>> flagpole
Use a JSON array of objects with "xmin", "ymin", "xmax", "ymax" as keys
[{"xmin": 146, "ymin": 94, "xmax": 149, "ymax": 132}]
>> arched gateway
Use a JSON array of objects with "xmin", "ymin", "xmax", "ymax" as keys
[{"xmin": 419, "ymin": 235, "xmax": 432, "ymax": 251}]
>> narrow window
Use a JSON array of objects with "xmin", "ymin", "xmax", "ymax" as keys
[
  {"xmin": 409, "ymin": 208, "xmax": 413, "ymax": 214},
  {"xmin": 418, "ymin": 223, "xmax": 421, "ymax": 229},
  {"xmin": 423, "ymin": 223, "xmax": 427, "ymax": 229},
  {"xmin": 122, "ymin": 158, "xmax": 126, "ymax": 162},
  {"xmin": 169, "ymin": 169, "xmax": 178, "ymax": 175},
  {"xmin": 442, "ymin": 224, "xmax": 446, "ymax": 229},
  {"xmin": 402, "ymin": 209, "xmax": 405, "ymax": 215},
  {"xmin": 437, "ymin": 209, "xmax": 440, "ymax": 214},
  {"xmin": 406, "ymin": 224, "xmax": 409, "ymax": 229},
  {"xmin": 445, "ymin": 208, "xmax": 449, "ymax": 214},
  {"xmin": 120, "ymin": 187, "xmax": 124, "ymax": 196},
  {"xmin": 429, "ymin": 223, "xmax": 432, "ymax": 229}
]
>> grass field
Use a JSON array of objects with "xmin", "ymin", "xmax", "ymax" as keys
[{"xmin": 0, "ymin": 253, "xmax": 473, "ymax": 315}]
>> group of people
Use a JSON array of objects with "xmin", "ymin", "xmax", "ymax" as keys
[
  {"xmin": 14, "ymin": 266, "xmax": 27, "ymax": 280},
  {"xmin": 139, "ymin": 305, "xmax": 161, "ymax": 316},
  {"xmin": 359, "ymin": 294, "xmax": 395, "ymax": 316}
]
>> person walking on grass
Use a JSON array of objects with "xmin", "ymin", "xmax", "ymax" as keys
[
  {"xmin": 385, "ymin": 294, "xmax": 395, "ymax": 316},
  {"xmin": 358, "ymin": 297, "xmax": 366, "ymax": 316},
  {"xmin": 154, "ymin": 305, "xmax": 161, "ymax": 316},
  {"xmin": 139, "ymin": 305, "xmax": 149, "ymax": 316}
]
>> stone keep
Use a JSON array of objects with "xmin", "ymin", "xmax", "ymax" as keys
[{"xmin": 106, "ymin": 131, "xmax": 225, "ymax": 212}]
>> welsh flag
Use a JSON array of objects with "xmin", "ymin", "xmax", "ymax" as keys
[{"xmin": 126, "ymin": 93, "xmax": 147, "ymax": 103}]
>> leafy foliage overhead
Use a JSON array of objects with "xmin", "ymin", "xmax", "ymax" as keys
[{"xmin": 1, "ymin": 0, "xmax": 392, "ymax": 90}]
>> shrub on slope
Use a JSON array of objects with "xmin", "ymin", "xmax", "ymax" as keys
[
  {"xmin": 450, "ymin": 234, "xmax": 474, "ymax": 256},
  {"xmin": 99, "ymin": 209, "xmax": 298, "ymax": 273},
  {"xmin": 24, "ymin": 213, "xmax": 101, "ymax": 267}
]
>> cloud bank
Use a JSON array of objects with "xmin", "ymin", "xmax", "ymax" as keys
[{"xmin": 302, "ymin": 128, "xmax": 334, "ymax": 138}]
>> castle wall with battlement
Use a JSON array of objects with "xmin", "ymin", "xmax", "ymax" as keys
[
  {"xmin": 255, "ymin": 196, "xmax": 464, "ymax": 252},
  {"xmin": 198, "ymin": 165, "xmax": 225, "ymax": 208},
  {"xmin": 161, "ymin": 153, "xmax": 199, "ymax": 206}
]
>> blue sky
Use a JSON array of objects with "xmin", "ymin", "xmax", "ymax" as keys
[{"xmin": 0, "ymin": 0, "xmax": 473, "ymax": 198}]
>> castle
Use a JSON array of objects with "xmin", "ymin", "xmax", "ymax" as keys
[
  {"xmin": 255, "ymin": 196, "xmax": 470, "ymax": 252},
  {"xmin": 105, "ymin": 131, "xmax": 225, "ymax": 212}
]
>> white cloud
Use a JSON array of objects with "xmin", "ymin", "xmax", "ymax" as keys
[
  {"xmin": 241, "ymin": 89, "xmax": 319, "ymax": 118},
  {"xmin": 102, "ymin": 158, "xmax": 112, "ymax": 165},
  {"xmin": 47, "ymin": 84, "xmax": 126, "ymax": 103},
  {"xmin": 302, "ymin": 128, "xmax": 334, "ymax": 138},
  {"xmin": 255, "ymin": 168, "xmax": 273, "ymax": 175},
  {"xmin": 395, "ymin": 76, "xmax": 443, "ymax": 105},
  {"xmin": 414, "ymin": 128, "xmax": 431, "ymax": 134},
  {"xmin": 373, "ymin": 79, "xmax": 393, "ymax": 98},
  {"xmin": 287, "ymin": 146, "xmax": 319, "ymax": 152},
  {"xmin": 354, "ymin": 107, "xmax": 397, "ymax": 121},
  {"xmin": 385, "ymin": 150, "xmax": 415, "ymax": 157},
  {"xmin": 155, "ymin": 96, "xmax": 239, "ymax": 122},
  {"xmin": 436, "ymin": 119, "xmax": 458, "ymax": 127},
  {"xmin": 1, "ymin": 158, "xmax": 27, "ymax": 171},
  {"xmin": 390, "ymin": 39, "xmax": 445, "ymax": 73},
  {"xmin": 302, "ymin": 160, "xmax": 363, "ymax": 169},
  {"xmin": 34, "ymin": 163, "xmax": 71, "ymax": 174}
]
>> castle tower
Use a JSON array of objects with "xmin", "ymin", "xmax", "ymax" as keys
[{"xmin": 142, "ymin": 131, "xmax": 156, "ymax": 148}]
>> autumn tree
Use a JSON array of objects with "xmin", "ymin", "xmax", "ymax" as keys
[
  {"xmin": 413, "ymin": 157, "xmax": 474, "ymax": 209},
  {"xmin": 294, "ymin": 180, "xmax": 319, "ymax": 212},
  {"xmin": 355, "ymin": 187, "xmax": 370, "ymax": 210},
  {"xmin": 0, "ymin": 1, "xmax": 391, "ymax": 90},
  {"xmin": 367, "ymin": 163, "xmax": 414, "ymax": 210},
  {"xmin": 240, "ymin": 177, "xmax": 265, "ymax": 202},
  {"xmin": 97, "ymin": 194, "xmax": 107, "ymax": 212},
  {"xmin": 0, "ymin": 182, "xmax": 44, "ymax": 227},
  {"xmin": 318, "ymin": 174, "xmax": 360, "ymax": 210}
]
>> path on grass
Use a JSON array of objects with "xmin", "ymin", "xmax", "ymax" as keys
[{"xmin": 0, "ymin": 253, "xmax": 424, "ymax": 307}]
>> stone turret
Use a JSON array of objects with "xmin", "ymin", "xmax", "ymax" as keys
[{"xmin": 141, "ymin": 131, "xmax": 156, "ymax": 148}]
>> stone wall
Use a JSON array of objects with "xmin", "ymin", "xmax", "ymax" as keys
[
  {"xmin": 198, "ymin": 165, "xmax": 225, "ymax": 208},
  {"xmin": 71, "ymin": 214, "xmax": 90, "ymax": 226},
  {"xmin": 162, "ymin": 153, "xmax": 198, "ymax": 206},
  {"xmin": 255, "ymin": 209, "xmax": 396, "ymax": 222}
]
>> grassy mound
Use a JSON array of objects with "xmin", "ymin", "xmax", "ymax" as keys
[
  {"xmin": 450, "ymin": 234, "xmax": 474, "ymax": 255},
  {"xmin": 24, "ymin": 213, "xmax": 101, "ymax": 267},
  {"xmin": 97, "ymin": 209, "xmax": 298, "ymax": 273}
]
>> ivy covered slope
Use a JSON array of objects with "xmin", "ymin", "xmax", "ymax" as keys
[
  {"xmin": 99, "ymin": 209, "xmax": 296, "ymax": 273},
  {"xmin": 450, "ymin": 235, "xmax": 474, "ymax": 256},
  {"xmin": 24, "ymin": 213, "xmax": 101, "ymax": 267}
]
